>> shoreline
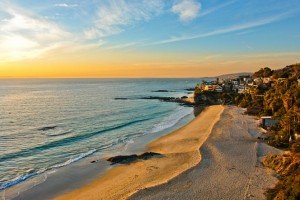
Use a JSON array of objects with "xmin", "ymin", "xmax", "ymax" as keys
[
  {"xmin": 6, "ymin": 106, "xmax": 195, "ymax": 200},
  {"xmin": 56, "ymin": 105, "xmax": 224, "ymax": 200}
]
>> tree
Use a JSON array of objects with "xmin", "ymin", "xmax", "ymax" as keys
[{"xmin": 253, "ymin": 67, "xmax": 273, "ymax": 78}]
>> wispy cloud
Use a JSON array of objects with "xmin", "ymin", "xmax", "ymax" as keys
[
  {"xmin": 198, "ymin": 0, "xmax": 237, "ymax": 18},
  {"xmin": 54, "ymin": 3, "xmax": 78, "ymax": 8},
  {"xmin": 172, "ymin": 0, "xmax": 201, "ymax": 22},
  {"xmin": 105, "ymin": 42, "xmax": 139, "ymax": 50},
  {"xmin": 0, "ymin": 2, "xmax": 71, "ymax": 61},
  {"xmin": 84, "ymin": 0, "xmax": 164, "ymax": 39},
  {"xmin": 54, "ymin": 3, "xmax": 79, "ymax": 8},
  {"xmin": 150, "ymin": 12, "xmax": 293, "ymax": 45}
]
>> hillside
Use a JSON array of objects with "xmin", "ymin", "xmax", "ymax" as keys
[
  {"xmin": 235, "ymin": 63, "xmax": 300, "ymax": 200},
  {"xmin": 217, "ymin": 72, "xmax": 253, "ymax": 80}
]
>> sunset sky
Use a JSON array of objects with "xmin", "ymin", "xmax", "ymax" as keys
[{"xmin": 0, "ymin": 0, "xmax": 299, "ymax": 78}]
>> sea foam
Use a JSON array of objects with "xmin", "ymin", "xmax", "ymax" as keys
[{"xmin": 150, "ymin": 107, "xmax": 193, "ymax": 133}]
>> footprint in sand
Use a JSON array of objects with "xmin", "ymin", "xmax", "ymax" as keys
[{"xmin": 147, "ymin": 166, "xmax": 159, "ymax": 171}]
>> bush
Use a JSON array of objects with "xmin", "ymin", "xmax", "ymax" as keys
[
  {"xmin": 246, "ymin": 106, "xmax": 263, "ymax": 115},
  {"xmin": 267, "ymin": 130, "xmax": 290, "ymax": 148},
  {"xmin": 265, "ymin": 171, "xmax": 300, "ymax": 200},
  {"xmin": 291, "ymin": 142, "xmax": 300, "ymax": 153},
  {"xmin": 263, "ymin": 153, "xmax": 300, "ymax": 200}
]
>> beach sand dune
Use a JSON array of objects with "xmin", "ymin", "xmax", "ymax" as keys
[
  {"xmin": 131, "ymin": 106, "xmax": 280, "ymax": 200},
  {"xmin": 57, "ymin": 105, "xmax": 224, "ymax": 200}
]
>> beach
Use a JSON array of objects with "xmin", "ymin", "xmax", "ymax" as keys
[
  {"xmin": 57, "ymin": 105, "xmax": 224, "ymax": 200},
  {"xmin": 131, "ymin": 106, "xmax": 281, "ymax": 200},
  {"xmin": 1, "ymin": 0, "xmax": 298, "ymax": 198},
  {"xmin": 56, "ymin": 106, "xmax": 282, "ymax": 200}
]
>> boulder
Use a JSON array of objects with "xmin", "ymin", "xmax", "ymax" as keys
[{"xmin": 107, "ymin": 152, "xmax": 163, "ymax": 165}]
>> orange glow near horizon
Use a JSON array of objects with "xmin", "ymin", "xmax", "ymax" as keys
[{"xmin": 0, "ymin": 51, "xmax": 299, "ymax": 78}]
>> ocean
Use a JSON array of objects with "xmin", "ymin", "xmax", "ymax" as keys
[{"xmin": 0, "ymin": 78, "xmax": 201, "ymax": 192}]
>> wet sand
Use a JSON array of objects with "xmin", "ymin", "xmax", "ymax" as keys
[{"xmin": 57, "ymin": 105, "xmax": 224, "ymax": 200}]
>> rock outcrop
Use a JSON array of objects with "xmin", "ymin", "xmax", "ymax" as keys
[
  {"xmin": 140, "ymin": 96, "xmax": 195, "ymax": 106},
  {"xmin": 107, "ymin": 152, "xmax": 163, "ymax": 165}
]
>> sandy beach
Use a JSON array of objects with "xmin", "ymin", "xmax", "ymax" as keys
[
  {"xmin": 55, "ymin": 105, "xmax": 282, "ymax": 200},
  {"xmin": 131, "ymin": 106, "xmax": 281, "ymax": 200},
  {"xmin": 57, "ymin": 105, "xmax": 224, "ymax": 200}
]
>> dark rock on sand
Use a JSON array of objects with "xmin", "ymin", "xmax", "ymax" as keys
[
  {"xmin": 139, "ymin": 152, "xmax": 163, "ymax": 160},
  {"xmin": 107, "ymin": 152, "xmax": 163, "ymax": 165},
  {"xmin": 181, "ymin": 96, "xmax": 188, "ymax": 99},
  {"xmin": 107, "ymin": 154, "xmax": 139, "ymax": 165},
  {"xmin": 38, "ymin": 126, "xmax": 57, "ymax": 131}
]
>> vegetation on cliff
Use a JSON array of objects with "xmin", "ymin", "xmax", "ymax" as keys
[
  {"xmin": 263, "ymin": 151, "xmax": 300, "ymax": 200},
  {"xmin": 235, "ymin": 64, "xmax": 300, "ymax": 148},
  {"xmin": 234, "ymin": 64, "xmax": 300, "ymax": 200},
  {"xmin": 193, "ymin": 64, "xmax": 299, "ymax": 199}
]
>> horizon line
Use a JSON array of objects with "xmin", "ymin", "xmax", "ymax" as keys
[{"xmin": 0, "ymin": 73, "xmax": 253, "ymax": 80}]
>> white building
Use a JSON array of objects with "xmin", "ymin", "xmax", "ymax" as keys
[
  {"xmin": 260, "ymin": 116, "xmax": 278, "ymax": 128},
  {"xmin": 215, "ymin": 85, "xmax": 223, "ymax": 93}
]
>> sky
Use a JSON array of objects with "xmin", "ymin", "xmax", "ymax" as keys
[{"xmin": 0, "ymin": 0, "xmax": 299, "ymax": 78}]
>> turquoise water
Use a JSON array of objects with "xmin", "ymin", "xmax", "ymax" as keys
[{"xmin": 0, "ymin": 78, "xmax": 200, "ymax": 190}]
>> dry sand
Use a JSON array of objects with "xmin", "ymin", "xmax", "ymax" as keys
[
  {"xmin": 56, "ymin": 105, "xmax": 224, "ymax": 200},
  {"xmin": 131, "ymin": 106, "xmax": 281, "ymax": 200}
]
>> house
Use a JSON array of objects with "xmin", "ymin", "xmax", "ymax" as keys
[
  {"xmin": 232, "ymin": 80, "xmax": 239, "ymax": 85},
  {"xmin": 215, "ymin": 85, "xmax": 223, "ymax": 92},
  {"xmin": 260, "ymin": 116, "xmax": 278, "ymax": 129},
  {"xmin": 238, "ymin": 75, "xmax": 252, "ymax": 84},
  {"xmin": 200, "ymin": 81, "xmax": 223, "ymax": 92},
  {"xmin": 247, "ymin": 81, "xmax": 255, "ymax": 86},
  {"xmin": 238, "ymin": 85, "xmax": 248, "ymax": 94},
  {"xmin": 204, "ymin": 85, "xmax": 214, "ymax": 91}
]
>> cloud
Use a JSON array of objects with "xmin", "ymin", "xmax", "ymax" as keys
[
  {"xmin": 84, "ymin": 0, "xmax": 164, "ymax": 39},
  {"xmin": 54, "ymin": 3, "xmax": 78, "ymax": 8},
  {"xmin": 151, "ymin": 12, "xmax": 293, "ymax": 45},
  {"xmin": 198, "ymin": 0, "xmax": 236, "ymax": 18},
  {"xmin": 172, "ymin": 0, "xmax": 201, "ymax": 22},
  {"xmin": 105, "ymin": 42, "xmax": 139, "ymax": 50},
  {"xmin": 0, "ymin": 3, "xmax": 71, "ymax": 61}
]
